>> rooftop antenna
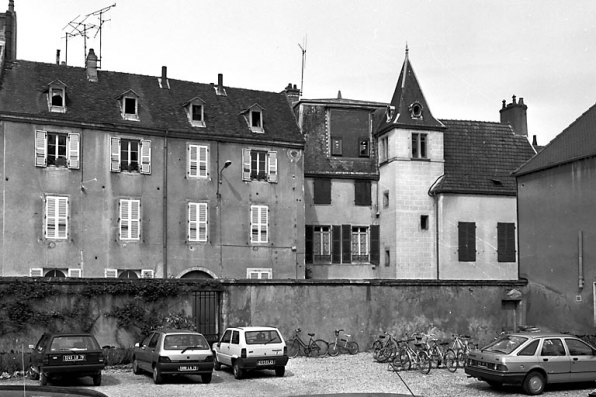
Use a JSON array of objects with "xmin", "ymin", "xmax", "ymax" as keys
[
  {"xmin": 88, "ymin": 3, "xmax": 116, "ymax": 69},
  {"xmin": 298, "ymin": 36, "xmax": 307, "ymax": 97}
]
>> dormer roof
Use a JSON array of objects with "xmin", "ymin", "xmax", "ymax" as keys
[{"xmin": 376, "ymin": 47, "xmax": 445, "ymax": 135}]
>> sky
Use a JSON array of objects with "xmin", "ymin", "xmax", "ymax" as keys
[{"xmin": 12, "ymin": 0, "xmax": 596, "ymax": 145}]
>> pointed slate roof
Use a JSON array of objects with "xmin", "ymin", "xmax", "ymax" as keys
[
  {"xmin": 514, "ymin": 103, "xmax": 596, "ymax": 176},
  {"xmin": 432, "ymin": 120, "xmax": 536, "ymax": 195},
  {"xmin": 376, "ymin": 48, "xmax": 445, "ymax": 135}
]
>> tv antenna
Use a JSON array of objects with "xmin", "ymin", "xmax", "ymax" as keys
[
  {"xmin": 62, "ymin": 3, "xmax": 116, "ymax": 67},
  {"xmin": 298, "ymin": 36, "xmax": 307, "ymax": 97}
]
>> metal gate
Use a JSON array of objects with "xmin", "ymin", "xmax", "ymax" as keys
[{"xmin": 192, "ymin": 291, "xmax": 220, "ymax": 343}]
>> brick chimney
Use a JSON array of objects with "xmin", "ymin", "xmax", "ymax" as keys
[
  {"xmin": 1, "ymin": 0, "xmax": 17, "ymax": 61},
  {"xmin": 86, "ymin": 49, "xmax": 98, "ymax": 82},
  {"xmin": 500, "ymin": 95, "xmax": 528, "ymax": 136},
  {"xmin": 215, "ymin": 73, "xmax": 226, "ymax": 96},
  {"xmin": 159, "ymin": 66, "xmax": 169, "ymax": 89},
  {"xmin": 282, "ymin": 83, "xmax": 300, "ymax": 106}
]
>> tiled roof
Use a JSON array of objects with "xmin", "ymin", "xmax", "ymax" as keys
[
  {"xmin": 432, "ymin": 120, "xmax": 536, "ymax": 196},
  {"xmin": 0, "ymin": 60, "xmax": 303, "ymax": 144},
  {"xmin": 514, "ymin": 103, "xmax": 596, "ymax": 176}
]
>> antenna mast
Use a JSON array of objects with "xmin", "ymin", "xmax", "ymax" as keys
[{"xmin": 298, "ymin": 36, "xmax": 307, "ymax": 97}]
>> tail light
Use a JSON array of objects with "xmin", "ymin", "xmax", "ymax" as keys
[
  {"xmin": 204, "ymin": 355, "xmax": 214, "ymax": 362},
  {"xmin": 241, "ymin": 348, "xmax": 247, "ymax": 358},
  {"xmin": 158, "ymin": 356, "xmax": 172, "ymax": 363},
  {"xmin": 98, "ymin": 352, "xmax": 105, "ymax": 363},
  {"xmin": 283, "ymin": 346, "xmax": 287, "ymax": 356}
]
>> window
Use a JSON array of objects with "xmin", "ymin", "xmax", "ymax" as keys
[
  {"xmin": 359, "ymin": 138, "xmax": 370, "ymax": 157},
  {"xmin": 383, "ymin": 191, "xmax": 389, "ymax": 208},
  {"xmin": 188, "ymin": 202, "xmax": 208, "ymax": 242},
  {"xmin": 247, "ymin": 268, "xmax": 272, "ymax": 279},
  {"xmin": 355, "ymin": 180, "xmax": 371, "ymax": 206},
  {"xmin": 331, "ymin": 137, "xmax": 343, "ymax": 156},
  {"xmin": 497, "ymin": 222, "xmax": 516, "ymax": 262},
  {"xmin": 250, "ymin": 205, "xmax": 268, "ymax": 243},
  {"xmin": 380, "ymin": 136, "xmax": 389, "ymax": 163},
  {"xmin": 35, "ymin": 130, "xmax": 79, "ymax": 169},
  {"xmin": 67, "ymin": 269, "xmax": 82, "ymax": 278},
  {"xmin": 184, "ymin": 97, "xmax": 206, "ymax": 127},
  {"xmin": 541, "ymin": 339, "xmax": 566, "ymax": 356},
  {"xmin": 313, "ymin": 226, "xmax": 331, "ymax": 262},
  {"xmin": 308, "ymin": 224, "xmax": 379, "ymax": 264},
  {"xmin": 313, "ymin": 178, "xmax": 331, "ymax": 205},
  {"xmin": 242, "ymin": 149, "xmax": 277, "ymax": 182},
  {"xmin": 458, "ymin": 222, "xmax": 476, "ymax": 262},
  {"xmin": 421, "ymin": 215, "xmax": 429, "ymax": 230},
  {"xmin": 141, "ymin": 269, "xmax": 154, "ymax": 278},
  {"xmin": 244, "ymin": 104, "xmax": 265, "ymax": 133},
  {"xmin": 45, "ymin": 196, "xmax": 68, "ymax": 239},
  {"xmin": 518, "ymin": 340, "xmax": 539, "ymax": 356},
  {"xmin": 123, "ymin": 97, "xmax": 138, "ymax": 120},
  {"xmin": 385, "ymin": 249, "xmax": 390, "ymax": 267},
  {"xmin": 119, "ymin": 199, "xmax": 141, "ymax": 241},
  {"xmin": 409, "ymin": 101, "xmax": 423, "ymax": 119},
  {"xmin": 49, "ymin": 86, "xmax": 66, "ymax": 113},
  {"xmin": 412, "ymin": 133, "xmax": 427, "ymax": 159},
  {"xmin": 110, "ymin": 137, "xmax": 151, "ymax": 174},
  {"xmin": 328, "ymin": 108, "xmax": 370, "ymax": 157},
  {"xmin": 565, "ymin": 338, "xmax": 594, "ymax": 356},
  {"xmin": 351, "ymin": 226, "xmax": 369, "ymax": 262},
  {"xmin": 188, "ymin": 145, "xmax": 208, "ymax": 178}
]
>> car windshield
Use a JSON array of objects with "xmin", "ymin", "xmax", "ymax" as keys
[
  {"xmin": 163, "ymin": 334, "xmax": 209, "ymax": 350},
  {"xmin": 50, "ymin": 336, "xmax": 100, "ymax": 351},
  {"xmin": 245, "ymin": 330, "xmax": 282, "ymax": 345},
  {"xmin": 482, "ymin": 335, "xmax": 528, "ymax": 354}
]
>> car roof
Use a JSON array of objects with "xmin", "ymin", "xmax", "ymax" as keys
[
  {"xmin": 155, "ymin": 329, "xmax": 205, "ymax": 335},
  {"xmin": 228, "ymin": 326, "xmax": 279, "ymax": 331},
  {"xmin": 45, "ymin": 333, "xmax": 96, "ymax": 337},
  {"xmin": 506, "ymin": 332, "xmax": 578, "ymax": 339}
]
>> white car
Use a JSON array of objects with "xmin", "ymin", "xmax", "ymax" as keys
[{"xmin": 212, "ymin": 326, "xmax": 288, "ymax": 379}]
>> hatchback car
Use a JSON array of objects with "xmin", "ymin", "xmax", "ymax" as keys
[
  {"xmin": 29, "ymin": 332, "xmax": 105, "ymax": 386},
  {"xmin": 132, "ymin": 329, "xmax": 214, "ymax": 384},
  {"xmin": 212, "ymin": 326, "xmax": 288, "ymax": 379},
  {"xmin": 465, "ymin": 332, "xmax": 596, "ymax": 395}
]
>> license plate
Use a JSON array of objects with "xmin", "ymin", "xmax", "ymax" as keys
[
  {"xmin": 179, "ymin": 366, "xmax": 198, "ymax": 371},
  {"xmin": 63, "ymin": 355, "xmax": 85, "ymax": 362},
  {"xmin": 258, "ymin": 360, "xmax": 274, "ymax": 366}
]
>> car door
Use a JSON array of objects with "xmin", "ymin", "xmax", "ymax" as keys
[
  {"xmin": 137, "ymin": 333, "xmax": 157, "ymax": 372},
  {"xmin": 229, "ymin": 330, "xmax": 241, "ymax": 359},
  {"xmin": 217, "ymin": 330, "xmax": 233, "ymax": 366},
  {"xmin": 539, "ymin": 338, "xmax": 571, "ymax": 383},
  {"xmin": 30, "ymin": 334, "xmax": 49, "ymax": 371},
  {"xmin": 565, "ymin": 337, "xmax": 596, "ymax": 382}
]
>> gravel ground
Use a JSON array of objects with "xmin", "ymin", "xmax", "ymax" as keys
[{"xmin": 2, "ymin": 353, "xmax": 596, "ymax": 396}]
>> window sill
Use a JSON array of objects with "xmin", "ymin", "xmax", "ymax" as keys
[{"xmin": 410, "ymin": 157, "xmax": 430, "ymax": 162}]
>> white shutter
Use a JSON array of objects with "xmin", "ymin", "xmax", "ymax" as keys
[
  {"xmin": 111, "ymin": 137, "xmax": 121, "ymax": 172},
  {"xmin": 246, "ymin": 268, "xmax": 272, "ymax": 279},
  {"xmin": 140, "ymin": 139, "xmax": 151, "ymax": 174},
  {"xmin": 188, "ymin": 145, "xmax": 198, "ymax": 178},
  {"xmin": 261, "ymin": 206, "xmax": 269, "ymax": 243},
  {"xmin": 198, "ymin": 146, "xmax": 208, "ymax": 177},
  {"xmin": 188, "ymin": 202, "xmax": 198, "ymax": 241},
  {"xmin": 267, "ymin": 151, "xmax": 278, "ymax": 183},
  {"xmin": 45, "ymin": 196, "xmax": 68, "ymax": 239},
  {"xmin": 30, "ymin": 268, "xmax": 44, "ymax": 277},
  {"xmin": 67, "ymin": 133, "xmax": 80, "ymax": 169},
  {"xmin": 198, "ymin": 203, "xmax": 208, "ymax": 241},
  {"xmin": 104, "ymin": 268, "xmax": 118, "ymax": 278},
  {"xmin": 68, "ymin": 268, "xmax": 82, "ymax": 278},
  {"xmin": 141, "ymin": 269, "xmax": 154, "ymax": 278},
  {"xmin": 242, "ymin": 148, "xmax": 251, "ymax": 181},
  {"xmin": 120, "ymin": 199, "xmax": 141, "ymax": 240},
  {"xmin": 250, "ymin": 205, "xmax": 268, "ymax": 243},
  {"xmin": 35, "ymin": 130, "xmax": 47, "ymax": 167}
]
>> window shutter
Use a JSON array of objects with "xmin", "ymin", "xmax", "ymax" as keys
[
  {"xmin": 111, "ymin": 137, "xmax": 121, "ymax": 172},
  {"xmin": 67, "ymin": 133, "xmax": 80, "ymax": 169},
  {"xmin": 131, "ymin": 200, "xmax": 141, "ymax": 239},
  {"xmin": 341, "ymin": 224, "xmax": 351, "ymax": 263},
  {"xmin": 30, "ymin": 268, "xmax": 44, "ymax": 277},
  {"xmin": 498, "ymin": 223, "xmax": 516, "ymax": 262},
  {"xmin": 332, "ymin": 225, "xmax": 342, "ymax": 263},
  {"xmin": 267, "ymin": 151, "xmax": 278, "ymax": 183},
  {"xmin": 314, "ymin": 178, "xmax": 331, "ymax": 205},
  {"xmin": 104, "ymin": 268, "xmax": 118, "ymax": 278},
  {"xmin": 140, "ymin": 139, "xmax": 151, "ymax": 174},
  {"xmin": 242, "ymin": 149, "xmax": 251, "ymax": 181},
  {"xmin": 141, "ymin": 269, "xmax": 154, "ymax": 278},
  {"xmin": 188, "ymin": 145, "xmax": 198, "ymax": 178},
  {"xmin": 119, "ymin": 200, "xmax": 127, "ymax": 239},
  {"xmin": 45, "ymin": 196, "xmax": 68, "ymax": 239},
  {"xmin": 199, "ymin": 146, "xmax": 208, "ymax": 177},
  {"xmin": 458, "ymin": 222, "xmax": 476, "ymax": 262},
  {"xmin": 35, "ymin": 130, "xmax": 47, "ymax": 167},
  {"xmin": 370, "ymin": 225, "xmax": 380, "ymax": 265},
  {"xmin": 120, "ymin": 199, "xmax": 141, "ymax": 240},
  {"xmin": 198, "ymin": 203, "xmax": 208, "ymax": 241},
  {"xmin": 68, "ymin": 268, "xmax": 82, "ymax": 278},
  {"xmin": 305, "ymin": 226, "xmax": 314, "ymax": 264},
  {"xmin": 188, "ymin": 203, "xmax": 198, "ymax": 241},
  {"xmin": 261, "ymin": 206, "xmax": 269, "ymax": 243}
]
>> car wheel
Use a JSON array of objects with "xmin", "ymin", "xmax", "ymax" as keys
[
  {"xmin": 232, "ymin": 361, "xmax": 243, "ymax": 380},
  {"xmin": 152, "ymin": 366, "xmax": 163, "ymax": 384},
  {"xmin": 213, "ymin": 354, "xmax": 221, "ymax": 371},
  {"xmin": 40, "ymin": 372, "xmax": 48, "ymax": 386},
  {"xmin": 275, "ymin": 366, "xmax": 285, "ymax": 377},
  {"xmin": 523, "ymin": 371, "xmax": 545, "ymax": 395},
  {"xmin": 29, "ymin": 366, "xmax": 39, "ymax": 381},
  {"xmin": 132, "ymin": 358, "xmax": 142, "ymax": 375},
  {"xmin": 202, "ymin": 373, "xmax": 212, "ymax": 384},
  {"xmin": 92, "ymin": 372, "xmax": 102, "ymax": 386}
]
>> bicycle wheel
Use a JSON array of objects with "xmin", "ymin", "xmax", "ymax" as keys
[
  {"xmin": 315, "ymin": 339, "xmax": 329, "ymax": 356},
  {"xmin": 456, "ymin": 349, "xmax": 466, "ymax": 368},
  {"xmin": 372, "ymin": 340, "xmax": 383, "ymax": 352},
  {"xmin": 430, "ymin": 346, "xmax": 443, "ymax": 368},
  {"xmin": 398, "ymin": 348, "xmax": 411, "ymax": 371},
  {"xmin": 444, "ymin": 349, "xmax": 457, "ymax": 372},
  {"xmin": 347, "ymin": 341, "xmax": 359, "ymax": 355},
  {"xmin": 376, "ymin": 347, "xmax": 393, "ymax": 363},
  {"xmin": 288, "ymin": 339, "xmax": 301, "ymax": 358},
  {"xmin": 328, "ymin": 342, "xmax": 340, "ymax": 357},
  {"xmin": 417, "ymin": 351, "xmax": 431, "ymax": 375}
]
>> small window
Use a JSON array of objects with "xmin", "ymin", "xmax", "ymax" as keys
[
  {"xmin": 359, "ymin": 138, "xmax": 370, "ymax": 157},
  {"xmin": 380, "ymin": 136, "xmax": 389, "ymax": 163},
  {"xmin": 385, "ymin": 250, "xmax": 390, "ymax": 267},
  {"xmin": 119, "ymin": 91, "xmax": 140, "ymax": 121},
  {"xmin": 124, "ymin": 98, "xmax": 136, "ymax": 115},
  {"xmin": 47, "ymin": 81, "xmax": 67, "ymax": 113},
  {"xmin": 119, "ymin": 199, "xmax": 141, "ymax": 241},
  {"xmin": 518, "ymin": 340, "xmax": 539, "ymax": 356},
  {"xmin": 313, "ymin": 226, "xmax": 332, "ymax": 262},
  {"xmin": 45, "ymin": 196, "xmax": 68, "ymax": 240},
  {"xmin": 421, "ymin": 215, "xmax": 429, "ymax": 230},
  {"xmin": 104, "ymin": 268, "xmax": 118, "ymax": 278},
  {"xmin": 67, "ymin": 269, "xmax": 82, "ymax": 278},
  {"xmin": 458, "ymin": 222, "xmax": 476, "ymax": 262},
  {"xmin": 119, "ymin": 270, "xmax": 139, "ymax": 279},
  {"xmin": 141, "ymin": 269, "xmax": 154, "ymax": 278},
  {"xmin": 188, "ymin": 145, "xmax": 208, "ymax": 178},
  {"xmin": 111, "ymin": 137, "xmax": 151, "ymax": 174},
  {"xmin": 313, "ymin": 178, "xmax": 331, "ymax": 205},
  {"xmin": 185, "ymin": 97, "xmax": 206, "ymax": 127},
  {"xmin": 242, "ymin": 149, "xmax": 277, "ymax": 183},
  {"xmin": 247, "ymin": 268, "xmax": 272, "ymax": 279},
  {"xmin": 351, "ymin": 226, "xmax": 369, "ymax": 262},
  {"xmin": 188, "ymin": 202, "xmax": 208, "ymax": 242},
  {"xmin": 250, "ymin": 205, "xmax": 268, "ymax": 244},
  {"xmin": 35, "ymin": 130, "xmax": 80, "ymax": 169},
  {"xmin": 192, "ymin": 105, "xmax": 203, "ymax": 122},
  {"xmin": 409, "ymin": 101, "xmax": 423, "ymax": 119},
  {"xmin": 245, "ymin": 104, "xmax": 265, "ymax": 133},
  {"xmin": 383, "ymin": 191, "xmax": 389, "ymax": 208},
  {"xmin": 331, "ymin": 137, "xmax": 343, "ymax": 156},
  {"xmin": 412, "ymin": 133, "xmax": 427, "ymax": 159},
  {"xmin": 251, "ymin": 110, "xmax": 262, "ymax": 130}
]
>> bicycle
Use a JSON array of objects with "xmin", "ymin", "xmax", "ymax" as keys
[
  {"xmin": 425, "ymin": 334, "xmax": 457, "ymax": 372},
  {"xmin": 287, "ymin": 328, "xmax": 329, "ymax": 358},
  {"xmin": 328, "ymin": 329, "xmax": 359, "ymax": 356},
  {"xmin": 394, "ymin": 332, "xmax": 431, "ymax": 374},
  {"xmin": 449, "ymin": 334, "xmax": 475, "ymax": 369},
  {"xmin": 373, "ymin": 331, "xmax": 399, "ymax": 363}
]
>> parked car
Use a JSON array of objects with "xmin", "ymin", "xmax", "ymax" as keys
[
  {"xmin": 212, "ymin": 326, "xmax": 288, "ymax": 379},
  {"xmin": 29, "ymin": 332, "xmax": 105, "ymax": 386},
  {"xmin": 465, "ymin": 332, "xmax": 596, "ymax": 395},
  {"xmin": 132, "ymin": 329, "xmax": 214, "ymax": 384}
]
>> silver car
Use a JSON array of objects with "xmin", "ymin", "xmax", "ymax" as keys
[{"xmin": 465, "ymin": 332, "xmax": 596, "ymax": 395}]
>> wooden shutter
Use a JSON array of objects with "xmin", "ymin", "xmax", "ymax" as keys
[
  {"xmin": 458, "ymin": 222, "xmax": 476, "ymax": 262},
  {"xmin": 68, "ymin": 269, "xmax": 82, "ymax": 278},
  {"xmin": 35, "ymin": 130, "xmax": 47, "ymax": 167},
  {"xmin": 251, "ymin": 205, "xmax": 268, "ymax": 243},
  {"xmin": 188, "ymin": 145, "xmax": 198, "ymax": 178},
  {"xmin": 341, "ymin": 224, "xmax": 351, "ymax": 263},
  {"xmin": 370, "ymin": 225, "xmax": 380, "ymax": 265},
  {"xmin": 140, "ymin": 139, "xmax": 151, "ymax": 174},
  {"xmin": 104, "ymin": 268, "xmax": 118, "ymax": 278},
  {"xmin": 67, "ymin": 133, "xmax": 80, "ymax": 169},
  {"xmin": 242, "ymin": 149, "xmax": 251, "ymax": 181},
  {"xmin": 188, "ymin": 202, "xmax": 198, "ymax": 241},
  {"xmin": 120, "ymin": 199, "xmax": 141, "ymax": 240},
  {"xmin": 198, "ymin": 203, "xmax": 208, "ymax": 241},
  {"xmin": 332, "ymin": 225, "xmax": 342, "ymax": 263},
  {"xmin": 314, "ymin": 178, "xmax": 331, "ymax": 205},
  {"xmin": 110, "ymin": 137, "xmax": 121, "ymax": 172},
  {"xmin": 45, "ymin": 196, "xmax": 68, "ymax": 239},
  {"xmin": 305, "ymin": 225, "xmax": 314, "ymax": 264},
  {"xmin": 198, "ymin": 146, "xmax": 208, "ymax": 177},
  {"xmin": 497, "ymin": 223, "xmax": 516, "ymax": 262},
  {"xmin": 267, "ymin": 151, "xmax": 278, "ymax": 183}
]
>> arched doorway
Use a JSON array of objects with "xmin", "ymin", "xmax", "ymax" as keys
[
  {"xmin": 118, "ymin": 270, "xmax": 138, "ymax": 279},
  {"xmin": 45, "ymin": 269, "xmax": 65, "ymax": 278},
  {"xmin": 181, "ymin": 270, "xmax": 213, "ymax": 279}
]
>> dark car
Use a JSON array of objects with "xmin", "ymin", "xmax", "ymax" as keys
[
  {"xmin": 465, "ymin": 332, "xmax": 596, "ymax": 395},
  {"xmin": 29, "ymin": 333, "xmax": 105, "ymax": 386},
  {"xmin": 132, "ymin": 329, "xmax": 214, "ymax": 384}
]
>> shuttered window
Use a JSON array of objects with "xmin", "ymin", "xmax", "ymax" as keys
[
  {"xmin": 354, "ymin": 180, "xmax": 371, "ymax": 206},
  {"xmin": 458, "ymin": 222, "xmax": 476, "ymax": 262},
  {"xmin": 119, "ymin": 199, "xmax": 141, "ymax": 240},
  {"xmin": 110, "ymin": 137, "xmax": 151, "ymax": 174},
  {"xmin": 188, "ymin": 202, "xmax": 208, "ymax": 242},
  {"xmin": 497, "ymin": 222, "xmax": 516, "ymax": 262},
  {"xmin": 242, "ymin": 149, "xmax": 278, "ymax": 183},
  {"xmin": 188, "ymin": 145, "xmax": 208, "ymax": 178},
  {"xmin": 313, "ymin": 178, "xmax": 331, "ymax": 205},
  {"xmin": 247, "ymin": 268, "xmax": 272, "ymax": 279},
  {"xmin": 35, "ymin": 130, "xmax": 80, "ymax": 169},
  {"xmin": 250, "ymin": 205, "xmax": 268, "ymax": 243},
  {"xmin": 45, "ymin": 196, "xmax": 68, "ymax": 239}
]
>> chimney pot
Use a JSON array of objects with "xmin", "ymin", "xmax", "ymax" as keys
[
  {"xmin": 337, "ymin": 90, "xmax": 342, "ymax": 99},
  {"xmin": 512, "ymin": 95, "xmax": 517, "ymax": 104},
  {"xmin": 532, "ymin": 135, "xmax": 537, "ymax": 146},
  {"xmin": 56, "ymin": 49, "xmax": 61, "ymax": 65},
  {"xmin": 86, "ymin": 49, "xmax": 98, "ymax": 82},
  {"xmin": 519, "ymin": 97, "xmax": 524, "ymax": 105}
]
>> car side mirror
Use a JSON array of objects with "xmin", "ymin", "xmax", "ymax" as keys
[
  {"xmin": 28, "ymin": 344, "xmax": 34, "ymax": 350},
  {"xmin": 217, "ymin": 342, "xmax": 221, "ymax": 348}
]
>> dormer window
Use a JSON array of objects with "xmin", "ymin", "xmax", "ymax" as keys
[
  {"xmin": 117, "ymin": 90, "xmax": 140, "ymax": 121},
  {"xmin": 243, "ymin": 104, "xmax": 266, "ymax": 133},
  {"xmin": 409, "ymin": 101, "xmax": 423, "ymax": 119},
  {"xmin": 184, "ymin": 97, "xmax": 206, "ymax": 127},
  {"xmin": 47, "ymin": 81, "xmax": 67, "ymax": 113}
]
